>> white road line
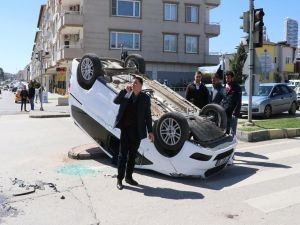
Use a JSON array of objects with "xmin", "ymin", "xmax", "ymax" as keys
[
  {"xmin": 224, "ymin": 163, "xmax": 300, "ymax": 190},
  {"xmin": 245, "ymin": 186, "xmax": 300, "ymax": 213},
  {"xmin": 235, "ymin": 147, "xmax": 300, "ymax": 162}
]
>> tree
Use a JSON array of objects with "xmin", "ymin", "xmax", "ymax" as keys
[{"xmin": 231, "ymin": 44, "xmax": 247, "ymax": 83}]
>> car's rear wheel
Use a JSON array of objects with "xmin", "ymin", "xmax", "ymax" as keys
[
  {"xmin": 77, "ymin": 53, "xmax": 104, "ymax": 90},
  {"xmin": 199, "ymin": 104, "xmax": 227, "ymax": 130},
  {"xmin": 154, "ymin": 112, "xmax": 189, "ymax": 157},
  {"xmin": 264, "ymin": 105, "xmax": 272, "ymax": 119},
  {"xmin": 124, "ymin": 54, "xmax": 145, "ymax": 74},
  {"xmin": 288, "ymin": 102, "xmax": 297, "ymax": 115}
]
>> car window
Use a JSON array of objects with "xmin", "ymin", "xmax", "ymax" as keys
[
  {"xmin": 256, "ymin": 86, "xmax": 272, "ymax": 96},
  {"xmin": 271, "ymin": 86, "xmax": 281, "ymax": 96},
  {"xmin": 280, "ymin": 85, "xmax": 291, "ymax": 94}
]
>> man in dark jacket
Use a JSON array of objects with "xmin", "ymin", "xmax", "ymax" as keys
[
  {"xmin": 20, "ymin": 86, "xmax": 29, "ymax": 112},
  {"xmin": 185, "ymin": 71, "xmax": 209, "ymax": 109},
  {"xmin": 28, "ymin": 82, "xmax": 35, "ymax": 111},
  {"xmin": 210, "ymin": 73, "xmax": 226, "ymax": 104},
  {"xmin": 222, "ymin": 71, "xmax": 242, "ymax": 135},
  {"xmin": 114, "ymin": 76, "xmax": 154, "ymax": 190}
]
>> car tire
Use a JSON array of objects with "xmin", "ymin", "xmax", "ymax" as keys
[
  {"xmin": 263, "ymin": 105, "xmax": 272, "ymax": 119},
  {"xmin": 199, "ymin": 104, "xmax": 227, "ymax": 130},
  {"xmin": 77, "ymin": 53, "xmax": 104, "ymax": 90},
  {"xmin": 288, "ymin": 102, "xmax": 297, "ymax": 115},
  {"xmin": 154, "ymin": 112, "xmax": 190, "ymax": 157},
  {"xmin": 124, "ymin": 54, "xmax": 145, "ymax": 74}
]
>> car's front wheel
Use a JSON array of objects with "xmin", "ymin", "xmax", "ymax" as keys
[
  {"xmin": 199, "ymin": 104, "xmax": 227, "ymax": 130},
  {"xmin": 263, "ymin": 105, "xmax": 272, "ymax": 119},
  {"xmin": 77, "ymin": 54, "xmax": 104, "ymax": 90},
  {"xmin": 288, "ymin": 102, "xmax": 297, "ymax": 115},
  {"xmin": 154, "ymin": 112, "xmax": 190, "ymax": 157}
]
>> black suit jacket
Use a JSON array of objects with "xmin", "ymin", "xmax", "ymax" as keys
[
  {"xmin": 185, "ymin": 82, "xmax": 209, "ymax": 109},
  {"xmin": 222, "ymin": 82, "xmax": 242, "ymax": 117},
  {"xmin": 114, "ymin": 89, "xmax": 153, "ymax": 140}
]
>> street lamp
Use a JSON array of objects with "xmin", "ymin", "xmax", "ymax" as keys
[{"xmin": 35, "ymin": 50, "xmax": 44, "ymax": 111}]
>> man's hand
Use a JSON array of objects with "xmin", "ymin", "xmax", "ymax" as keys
[
  {"xmin": 125, "ymin": 84, "xmax": 132, "ymax": 93},
  {"xmin": 148, "ymin": 132, "xmax": 154, "ymax": 142}
]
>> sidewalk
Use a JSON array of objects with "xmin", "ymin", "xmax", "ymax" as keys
[{"xmin": 29, "ymin": 92, "xmax": 70, "ymax": 118}]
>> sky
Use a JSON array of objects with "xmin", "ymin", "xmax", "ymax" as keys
[{"xmin": 0, "ymin": 0, "xmax": 299, "ymax": 74}]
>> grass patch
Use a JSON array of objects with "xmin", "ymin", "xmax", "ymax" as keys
[{"xmin": 239, "ymin": 117, "xmax": 300, "ymax": 132}]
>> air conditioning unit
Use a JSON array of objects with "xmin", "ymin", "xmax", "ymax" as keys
[
  {"xmin": 64, "ymin": 34, "xmax": 70, "ymax": 40},
  {"xmin": 74, "ymin": 34, "xmax": 80, "ymax": 41}
]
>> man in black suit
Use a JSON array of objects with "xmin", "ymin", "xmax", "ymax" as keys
[
  {"xmin": 114, "ymin": 76, "xmax": 154, "ymax": 190},
  {"xmin": 185, "ymin": 71, "xmax": 209, "ymax": 109}
]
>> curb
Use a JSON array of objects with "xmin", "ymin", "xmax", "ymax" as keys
[
  {"xmin": 68, "ymin": 143, "xmax": 102, "ymax": 160},
  {"xmin": 29, "ymin": 112, "xmax": 70, "ymax": 118},
  {"xmin": 237, "ymin": 128, "xmax": 300, "ymax": 142}
]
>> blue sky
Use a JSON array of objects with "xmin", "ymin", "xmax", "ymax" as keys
[{"xmin": 0, "ymin": 0, "xmax": 299, "ymax": 74}]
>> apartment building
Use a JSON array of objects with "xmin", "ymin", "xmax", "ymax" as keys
[
  {"xmin": 255, "ymin": 41, "xmax": 297, "ymax": 82},
  {"xmin": 31, "ymin": 0, "xmax": 220, "ymax": 95},
  {"xmin": 284, "ymin": 18, "xmax": 298, "ymax": 48}
]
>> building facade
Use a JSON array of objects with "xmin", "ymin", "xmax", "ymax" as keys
[
  {"xmin": 284, "ymin": 18, "xmax": 298, "ymax": 48},
  {"xmin": 31, "ymin": 0, "xmax": 220, "ymax": 95}
]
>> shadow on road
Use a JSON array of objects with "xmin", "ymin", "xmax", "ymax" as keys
[
  {"xmin": 235, "ymin": 151, "xmax": 269, "ymax": 160},
  {"xmin": 234, "ymin": 160, "xmax": 291, "ymax": 169},
  {"xmin": 124, "ymin": 184, "xmax": 204, "ymax": 200}
]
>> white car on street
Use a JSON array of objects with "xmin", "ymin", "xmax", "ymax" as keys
[{"xmin": 69, "ymin": 53, "xmax": 236, "ymax": 178}]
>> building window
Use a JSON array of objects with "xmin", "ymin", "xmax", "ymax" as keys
[
  {"xmin": 185, "ymin": 35, "xmax": 198, "ymax": 53},
  {"xmin": 110, "ymin": 31, "xmax": 141, "ymax": 50},
  {"xmin": 112, "ymin": 0, "xmax": 141, "ymax": 17},
  {"xmin": 185, "ymin": 5, "xmax": 199, "ymax": 23},
  {"xmin": 164, "ymin": 34, "xmax": 177, "ymax": 52},
  {"xmin": 164, "ymin": 3, "xmax": 177, "ymax": 21}
]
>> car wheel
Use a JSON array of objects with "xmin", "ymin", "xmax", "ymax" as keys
[
  {"xmin": 263, "ymin": 105, "xmax": 272, "ymax": 119},
  {"xmin": 288, "ymin": 102, "xmax": 297, "ymax": 115},
  {"xmin": 77, "ymin": 53, "xmax": 104, "ymax": 90},
  {"xmin": 124, "ymin": 54, "xmax": 145, "ymax": 74},
  {"xmin": 154, "ymin": 112, "xmax": 190, "ymax": 157},
  {"xmin": 199, "ymin": 104, "xmax": 227, "ymax": 130}
]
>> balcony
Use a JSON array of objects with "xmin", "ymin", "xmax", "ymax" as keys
[
  {"xmin": 57, "ymin": 11, "xmax": 83, "ymax": 31},
  {"xmin": 205, "ymin": 54, "xmax": 220, "ymax": 66},
  {"xmin": 205, "ymin": 0, "xmax": 220, "ymax": 8},
  {"xmin": 57, "ymin": 45, "xmax": 83, "ymax": 62},
  {"xmin": 205, "ymin": 23, "xmax": 220, "ymax": 37}
]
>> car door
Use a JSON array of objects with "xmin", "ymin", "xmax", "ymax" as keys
[
  {"xmin": 270, "ymin": 85, "xmax": 283, "ymax": 113},
  {"xmin": 279, "ymin": 85, "xmax": 294, "ymax": 112}
]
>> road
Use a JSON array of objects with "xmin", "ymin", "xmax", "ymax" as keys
[{"xmin": 1, "ymin": 91, "xmax": 300, "ymax": 225}]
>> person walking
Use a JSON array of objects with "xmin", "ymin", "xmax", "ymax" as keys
[
  {"xmin": 28, "ymin": 82, "xmax": 35, "ymax": 111},
  {"xmin": 35, "ymin": 86, "xmax": 40, "ymax": 103},
  {"xmin": 210, "ymin": 73, "xmax": 226, "ymax": 104},
  {"xmin": 114, "ymin": 76, "xmax": 154, "ymax": 190},
  {"xmin": 185, "ymin": 71, "xmax": 209, "ymax": 109},
  {"xmin": 222, "ymin": 71, "xmax": 242, "ymax": 135},
  {"xmin": 20, "ymin": 86, "xmax": 29, "ymax": 112}
]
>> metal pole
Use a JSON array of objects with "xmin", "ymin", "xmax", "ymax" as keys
[
  {"xmin": 247, "ymin": 0, "xmax": 254, "ymax": 123},
  {"xmin": 40, "ymin": 51, "xmax": 44, "ymax": 111}
]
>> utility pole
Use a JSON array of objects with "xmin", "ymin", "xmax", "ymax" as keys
[{"xmin": 247, "ymin": 0, "xmax": 254, "ymax": 123}]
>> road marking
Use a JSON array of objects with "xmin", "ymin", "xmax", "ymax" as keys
[
  {"xmin": 245, "ymin": 186, "xmax": 300, "ymax": 213},
  {"xmin": 236, "ymin": 147, "xmax": 300, "ymax": 162},
  {"xmin": 224, "ymin": 163, "xmax": 300, "ymax": 190}
]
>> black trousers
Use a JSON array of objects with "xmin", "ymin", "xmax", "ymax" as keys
[
  {"xmin": 21, "ymin": 99, "xmax": 27, "ymax": 111},
  {"xmin": 117, "ymin": 127, "xmax": 141, "ymax": 180}
]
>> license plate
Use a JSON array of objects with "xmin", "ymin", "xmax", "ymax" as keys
[{"xmin": 215, "ymin": 156, "xmax": 231, "ymax": 167}]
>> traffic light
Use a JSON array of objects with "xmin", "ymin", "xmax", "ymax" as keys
[
  {"xmin": 253, "ymin": 8, "xmax": 265, "ymax": 48},
  {"xmin": 240, "ymin": 11, "xmax": 250, "ymax": 33}
]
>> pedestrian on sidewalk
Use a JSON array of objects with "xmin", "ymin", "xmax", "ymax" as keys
[
  {"xmin": 20, "ymin": 86, "xmax": 29, "ymax": 112},
  {"xmin": 113, "ymin": 76, "xmax": 154, "ymax": 190},
  {"xmin": 28, "ymin": 82, "xmax": 35, "ymax": 111},
  {"xmin": 35, "ymin": 86, "xmax": 40, "ymax": 103},
  {"xmin": 222, "ymin": 71, "xmax": 242, "ymax": 135}
]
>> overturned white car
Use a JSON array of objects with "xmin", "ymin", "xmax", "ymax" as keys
[{"xmin": 69, "ymin": 53, "xmax": 236, "ymax": 178}]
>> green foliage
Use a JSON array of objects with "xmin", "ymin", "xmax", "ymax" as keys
[{"xmin": 231, "ymin": 44, "xmax": 247, "ymax": 83}]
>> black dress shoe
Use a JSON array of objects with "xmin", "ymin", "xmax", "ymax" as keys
[
  {"xmin": 117, "ymin": 179, "xmax": 124, "ymax": 190},
  {"xmin": 125, "ymin": 178, "xmax": 139, "ymax": 186}
]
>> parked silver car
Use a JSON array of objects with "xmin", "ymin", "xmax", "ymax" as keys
[{"xmin": 240, "ymin": 83, "xmax": 297, "ymax": 118}]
